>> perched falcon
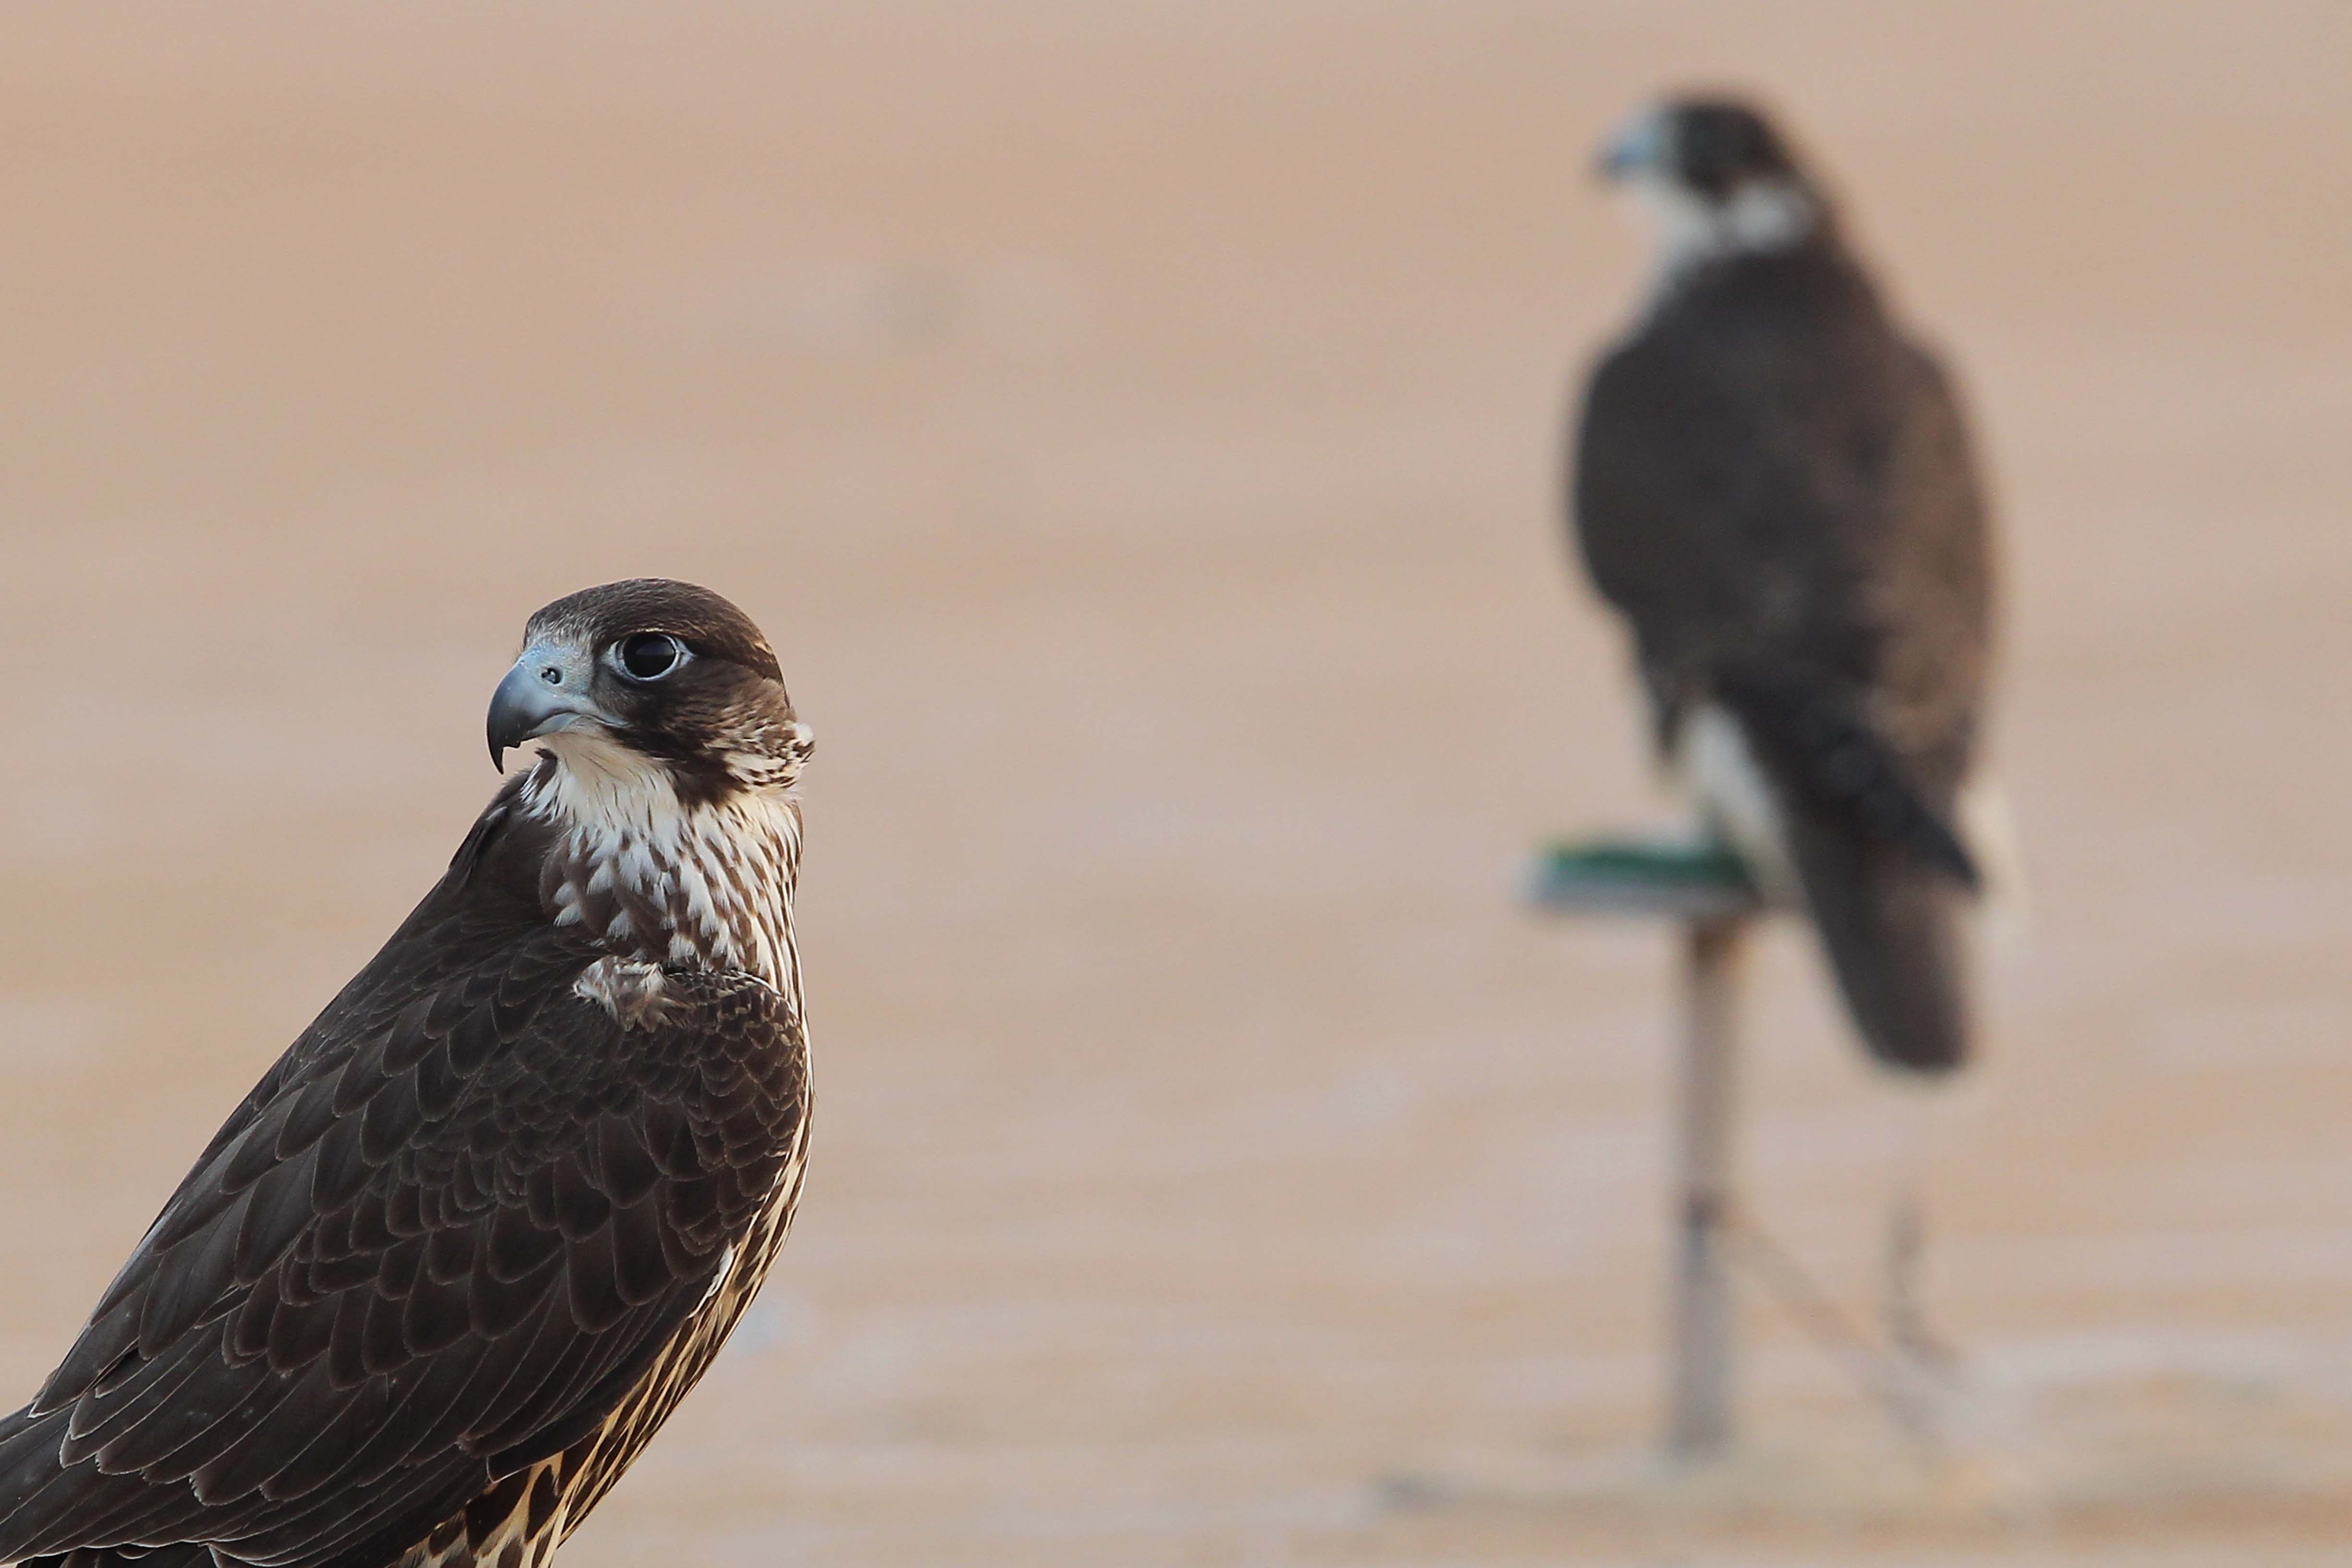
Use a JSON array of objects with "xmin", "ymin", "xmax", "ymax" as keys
[
  {"xmin": 0, "ymin": 580, "xmax": 814, "ymax": 1568},
  {"xmin": 1571, "ymin": 97, "xmax": 1996, "ymax": 1073}
]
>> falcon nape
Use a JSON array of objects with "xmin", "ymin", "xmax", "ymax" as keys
[{"xmin": 0, "ymin": 580, "xmax": 813, "ymax": 1568}]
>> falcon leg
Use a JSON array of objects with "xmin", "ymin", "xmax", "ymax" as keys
[
  {"xmin": 1882, "ymin": 1187, "xmax": 1960, "ymax": 1378},
  {"xmin": 1870, "ymin": 1090, "xmax": 1967, "ymax": 1455}
]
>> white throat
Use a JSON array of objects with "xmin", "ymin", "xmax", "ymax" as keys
[
  {"xmin": 517, "ymin": 730, "xmax": 803, "ymax": 996},
  {"xmin": 1629, "ymin": 175, "xmax": 1816, "ymax": 287}
]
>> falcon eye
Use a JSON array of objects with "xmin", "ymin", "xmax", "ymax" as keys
[{"xmin": 614, "ymin": 633, "xmax": 687, "ymax": 682}]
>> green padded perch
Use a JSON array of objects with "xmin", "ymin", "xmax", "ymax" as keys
[{"xmin": 1523, "ymin": 834, "xmax": 1766, "ymax": 920}]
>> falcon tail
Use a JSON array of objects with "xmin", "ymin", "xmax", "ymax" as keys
[
  {"xmin": 1673, "ymin": 696, "xmax": 1976, "ymax": 1074},
  {"xmin": 1783, "ymin": 811, "xmax": 1972, "ymax": 1073}
]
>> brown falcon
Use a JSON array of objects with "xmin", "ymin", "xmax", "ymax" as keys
[
  {"xmin": 0, "ymin": 580, "xmax": 813, "ymax": 1568},
  {"xmin": 1571, "ymin": 96, "xmax": 1997, "ymax": 1073}
]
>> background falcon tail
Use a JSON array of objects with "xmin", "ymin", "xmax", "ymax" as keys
[
  {"xmin": 1702, "ymin": 684, "xmax": 1978, "ymax": 1073},
  {"xmin": 1782, "ymin": 809, "xmax": 1972, "ymax": 1073}
]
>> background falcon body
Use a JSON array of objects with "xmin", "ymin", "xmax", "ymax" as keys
[
  {"xmin": 1571, "ymin": 98, "xmax": 1996, "ymax": 1072},
  {"xmin": 0, "ymin": 580, "xmax": 815, "ymax": 1568}
]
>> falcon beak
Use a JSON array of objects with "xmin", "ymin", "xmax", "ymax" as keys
[
  {"xmin": 1597, "ymin": 107, "xmax": 1667, "ymax": 183},
  {"xmin": 488, "ymin": 644, "xmax": 603, "ymax": 771}
]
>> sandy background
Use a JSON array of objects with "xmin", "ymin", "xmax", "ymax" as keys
[{"xmin": 0, "ymin": 4, "xmax": 2348, "ymax": 1564}]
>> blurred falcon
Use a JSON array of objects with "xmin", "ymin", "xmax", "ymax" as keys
[
  {"xmin": 1571, "ymin": 95, "xmax": 1997, "ymax": 1073},
  {"xmin": 0, "ymin": 580, "xmax": 815, "ymax": 1568}
]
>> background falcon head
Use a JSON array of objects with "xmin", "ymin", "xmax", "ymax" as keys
[
  {"xmin": 1599, "ymin": 95, "xmax": 1828, "ymax": 264},
  {"xmin": 488, "ymin": 577, "xmax": 813, "ymax": 799}
]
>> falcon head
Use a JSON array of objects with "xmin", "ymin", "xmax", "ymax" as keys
[
  {"xmin": 488, "ymin": 578, "xmax": 813, "ymax": 800},
  {"xmin": 1599, "ymin": 95, "xmax": 1825, "ymax": 263}
]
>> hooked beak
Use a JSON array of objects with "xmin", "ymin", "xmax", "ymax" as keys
[
  {"xmin": 1596, "ymin": 107, "xmax": 1668, "ymax": 183},
  {"xmin": 488, "ymin": 644, "xmax": 604, "ymax": 771}
]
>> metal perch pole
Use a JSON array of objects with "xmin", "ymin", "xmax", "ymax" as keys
[
  {"xmin": 1525, "ymin": 834, "xmax": 1948, "ymax": 1461},
  {"xmin": 1667, "ymin": 912, "xmax": 1747, "ymax": 1458},
  {"xmin": 1523, "ymin": 836, "xmax": 1761, "ymax": 1464}
]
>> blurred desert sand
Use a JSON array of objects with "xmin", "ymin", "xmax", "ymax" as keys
[{"xmin": 0, "ymin": 4, "xmax": 2348, "ymax": 1564}]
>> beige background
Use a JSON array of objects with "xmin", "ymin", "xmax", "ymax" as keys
[{"xmin": 0, "ymin": 4, "xmax": 2348, "ymax": 1564}]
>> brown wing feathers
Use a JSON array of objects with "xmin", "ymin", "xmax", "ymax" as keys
[
  {"xmin": 1718, "ymin": 674, "xmax": 1979, "ymax": 889},
  {"xmin": 0, "ymin": 852, "xmax": 805, "ymax": 1567}
]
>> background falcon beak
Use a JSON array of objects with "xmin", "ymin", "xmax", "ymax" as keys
[
  {"xmin": 487, "ymin": 646, "xmax": 601, "ymax": 771},
  {"xmin": 1597, "ymin": 108, "xmax": 1667, "ymax": 182}
]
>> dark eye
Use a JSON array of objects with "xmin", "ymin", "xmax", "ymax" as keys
[{"xmin": 615, "ymin": 633, "xmax": 686, "ymax": 681}]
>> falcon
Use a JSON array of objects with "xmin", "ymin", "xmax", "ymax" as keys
[
  {"xmin": 0, "ymin": 579, "xmax": 814, "ymax": 1568},
  {"xmin": 1571, "ymin": 96, "xmax": 1997, "ymax": 1075}
]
